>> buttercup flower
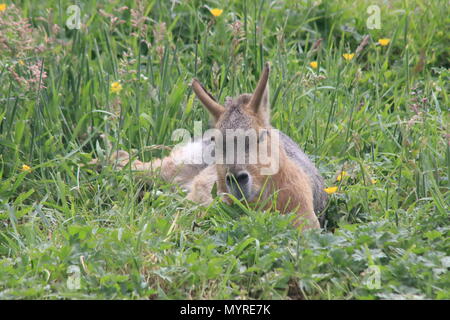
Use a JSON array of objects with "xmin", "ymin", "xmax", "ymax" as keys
[
  {"xmin": 110, "ymin": 81, "xmax": 122, "ymax": 93},
  {"xmin": 336, "ymin": 171, "xmax": 348, "ymax": 182},
  {"xmin": 378, "ymin": 38, "xmax": 391, "ymax": 46},
  {"xmin": 324, "ymin": 186, "xmax": 338, "ymax": 194},
  {"xmin": 210, "ymin": 8, "xmax": 223, "ymax": 17},
  {"xmin": 22, "ymin": 164, "xmax": 31, "ymax": 172},
  {"xmin": 310, "ymin": 61, "xmax": 318, "ymax": 69},
  {"xmin": 0, "ymin": 4, "xmax": 6, "ymax": 12},
  {"xmin": 343, "ymin": 53, "xmax": 355, "ymax": 61}
]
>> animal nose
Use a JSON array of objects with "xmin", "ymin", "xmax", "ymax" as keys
[
  {"xmin": 236, "ymin": 171, "xmax": 249, "ymax": 184},
  {"xmin": 226, "ymin": 171, "xmax": 250, "ymax": 186}
]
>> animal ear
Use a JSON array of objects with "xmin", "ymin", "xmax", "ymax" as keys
[
  {"xmin": 248, "ymin": 62, "xmax": 270, "ymax": 124},
  {"xmin": 258, "ymin": 80, "xmax": 270, "ymax": 125},
  {"xmin": 192, "ymin": 79, "xmax": 225, "ymax": 121}
]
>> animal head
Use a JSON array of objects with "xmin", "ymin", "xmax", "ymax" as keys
[{"xmin": 192, "ymin": 63, "xmax": 280, "ymax": 202}]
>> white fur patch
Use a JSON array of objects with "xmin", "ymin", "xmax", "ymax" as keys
[{"xmin": 172, "ymin": 139, "xmax": 204, "ymax": 165}]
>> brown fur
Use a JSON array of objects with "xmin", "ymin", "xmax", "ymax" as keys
[
  {"xmin": 214, "ymin": 125, "xmax": 319, "ymax": 230},
  {"xmin": 100, "ymin": 135, "xmax": 319, "ymax": 230},
  {"xmin": 186, "ymin": 165, "xmax": 217, "ymax": 205},
  {"xmin": 202, "ymin": 63, "xmax": 320, "ymax": 230},
  {"xmin": 269, "ymin": 153, "xmax": 319, "ymax": 229},
  {"xmin": 97, "ymin": 63, "xmax": 323, "ymax": 231},
  {"xmin": 107, "ymin": 150, "xmax": 210, "ymax": 197}
]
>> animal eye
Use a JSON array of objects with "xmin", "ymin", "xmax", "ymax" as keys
[{"xmin": 258, "ymin": 129, "xmax": 268, "ymax": 143}]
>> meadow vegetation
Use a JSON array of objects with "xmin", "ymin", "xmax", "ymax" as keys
[{"xmin": 0, "ymin": 0, "xmax": 448, "ymax": 299}]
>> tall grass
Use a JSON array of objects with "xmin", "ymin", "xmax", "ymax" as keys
[{"xmin": 0, "ymin": 0, "xmax": 448, "ymax": 299}]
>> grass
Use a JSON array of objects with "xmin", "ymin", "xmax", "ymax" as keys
[{"xmin": 0, "ymin": 0, "xmax": 449, "ymax": 299}]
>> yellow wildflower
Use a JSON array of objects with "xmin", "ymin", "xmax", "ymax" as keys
[
  {"xmin": 18, "ymin": 60, "xmax": 25, "ymax": 66},
  {"xmin": 342, "ymin": 53, "xmax": 355, "ymax": 61},
  {"xmin": 0, "ymin": 4, "xmax": 6, "ymax": 12},
  {"xmin": 309, "ymin": 61, "xmax": 318, "ymax": 69},
  {"xmin": 336, "ymin": 171, "xmax": 348, "ymax": 182},
  {"xmin": 324, "ymin": 186, "xmax": 338, "ymax": 194},
  {"xmin": 110, "ymin": 81, "xmax": 122, "ymax": 93},
  {"xmin": 22, "ymin": 164, "xmax": 31, "ymax": 172},
  {"xmin": 378, "ymin": 38, "xmax": 390, "ymax": 46},
  {"xmin": 210, "ymin": 8, "xmax": 223, "ymax": 17},
  {"xmin": 371, "ymin": 179, "xmax": 378, "ymax": 184}
]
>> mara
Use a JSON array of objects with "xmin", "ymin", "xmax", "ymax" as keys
[{"xmin": 112, "ymin": 63, "xmax": 328, "ymax": 230}]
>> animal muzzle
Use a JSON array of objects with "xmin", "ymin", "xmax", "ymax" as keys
[{"xmin": 225, "ymin": 171, "xmax": 252, "ymax": 201}]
